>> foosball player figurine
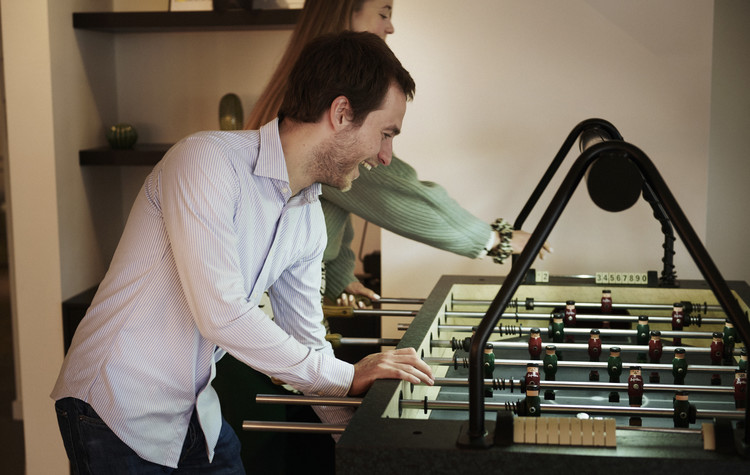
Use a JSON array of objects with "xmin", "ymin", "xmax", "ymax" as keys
[
  {"xmin": 484, "ymin": 343, "xmax": 495, "ymax": 398},
  {"xmin": 608, "ymin": 347, "xmax": 623, "ymax": 403},
  {"xmin": 564, "ymin": 300, "xmax": 576, "ymax": 342},
  {"xmin": 528, "ymin": 327, "xmax": 543, "ymax": 360},
  {"xmin": 543, "ymin": 345, "xmax": 558, "ymax": 400},
  {"xmin": 549, "ymin": 313, "xmax": 564, "ymax": 360},
  {"xmin": 636, "ymin": 316, "xmax": 650, "ymax": 363},
  {"xmin": 627, "ymin": 366, "xmax": 644, "ymax": 426},
  {"xmin": 671, "ymin": 302, "xmax": 684, "ymax": 346},
  {"xmin": 734, "ymin": 370, "xmax": 747, "ymax": 409},
  {"xmin": 673, "ymin": 391, "xmax": 695, "ymax": 428},
  {"xmin": 521, "ymin": 382, "xmax": 541, "ymax": 417},
  {"xmin": 648, "ymin": 330, "xmax": 663, "ymax": 383},
  {"xmin": 710, "ymin": 331, "xmax": 724, "ymax": 385},
  {"xmin": 601, "ymin": 289, "xmax": 612, "ymax": 313},
  {"xmin": 672, "ymin": 348, "xmax": 687, "ymax": 385},
  {"xmin": 523, "ymin": 363, "xmax": 541, "ymax": 389},
  {"xmin": 740, "ymin": 348, "xmax": 748, "ymax": 372},
  {"xmin": 723, "ymin": 319, "xmax": 738, "ymax": 365},
  {"xmin": 588, "ymin": 329, "xmax": 602, "ymax": 381}
]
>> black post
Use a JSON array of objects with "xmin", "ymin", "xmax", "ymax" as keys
[{"xmin": 463, "ymin": 140, "xmax": 750, "ymax": 446}]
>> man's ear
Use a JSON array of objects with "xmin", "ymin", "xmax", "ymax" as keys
[{"xmin": 329, "ymin": 95, "xmax": 354, "ymax": 130}]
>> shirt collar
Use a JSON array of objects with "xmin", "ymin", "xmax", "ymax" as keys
[{"xmin": 256, "ymin": 118, "xmax": 321, "ymax": 204}]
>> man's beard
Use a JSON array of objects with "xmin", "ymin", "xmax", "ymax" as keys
[{"xmin": 309, "ymin": 128, "xmax": 364, "ymax": 192}]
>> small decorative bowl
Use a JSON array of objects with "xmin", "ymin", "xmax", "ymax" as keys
[{"xmin": 106, "ymin": 123, "xmax": 138, "ymax": 149}]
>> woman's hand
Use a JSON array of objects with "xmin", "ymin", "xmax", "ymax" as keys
[
  {"xmin": 336, "ymin": 281, "xmax": 381, "ymax": 308},
  {"xmin": 509, "ymin": 229, "xmax": 553, "ymax": 260}
]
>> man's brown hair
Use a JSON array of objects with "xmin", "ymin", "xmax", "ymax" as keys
[{"xmin": 278, "ymin": 31, "xmax": 415, "ymax": 126}]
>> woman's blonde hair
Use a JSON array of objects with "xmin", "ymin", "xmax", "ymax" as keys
[{"xmin": 245, "ymin": 0, "xmax": 366, "ymax": 129}]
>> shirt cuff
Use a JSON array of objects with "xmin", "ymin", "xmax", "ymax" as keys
[{"xmin": 309, "ymin": 354, "xmax": 355, "ymax": 397}]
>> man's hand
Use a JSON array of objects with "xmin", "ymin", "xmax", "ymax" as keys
[
  {"xmin": 348, "ymin": 347, "xmax": 434, "ymax": 396},
  {"xmin": 336, "ymin": 281, "xmax": 381, "ymax": 308}
]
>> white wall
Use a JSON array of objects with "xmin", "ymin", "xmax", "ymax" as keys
[
  {"xmin": 706, "ymin": 0, "xmax": 750, "ymax": 286},
  {"xmin": 1, "ymin": 0, "xmax": 67, "ymax": 473},
  {"xmin": 381, "ymin": 0, "xmax": 717, "ymax": 301}
]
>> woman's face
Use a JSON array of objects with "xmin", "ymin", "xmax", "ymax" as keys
[{"xmin": 351, "ymin": 0, "xmax": 395, "ymax": 39}]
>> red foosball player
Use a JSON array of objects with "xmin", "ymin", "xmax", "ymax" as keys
[
  {"xmin": 528, "ymin": 327, "xmax": 543, "ymax": 360},
  {"xmin": 648, "ymin": 330, "xmax": 663, "ymax": 383},
  {"xmin": 627, "ymin": 366, "xmax": 644, "ymax": 426},
  {"xmin": 601, "ymin": 289, "xmax": 612, "ymax": 313},
  {"xmin": 564, "ymin": 300, "xmax": 576, "ymax": 343},
  {"xmin": 672, "ymin": 348, "xmax": 687, "ymax": 385},
  {"xmin": 734, "ymin": 370, "xmax": 747, "ymax": 409},
  {"xmin": 608, "ymin": 347, "xmax": 622, "ymax": 402},
  {"xmin": 671, "ymin": 302, "xmax": 684, "ymax": 346},
  {"xmin": 484, "ymin": 343, "xmax": 495, "ymax": 398},
  {"xmin": 564, "ymin": 300, "xmax": 577, "ymax": 326},
  {"xmin": 523, "ymin": 363, "xmax": 541, "ymax": 389},
  {"xmin": 588, "ymin": 329, "xmax": 602, "ymax": 381},
  {"xmin": 543, "ymin": 345, "xmax": 558, "ymax": 400},
  {"xmin": 710, "ymin": 331, "xmax": 724, "ymax": 385}
]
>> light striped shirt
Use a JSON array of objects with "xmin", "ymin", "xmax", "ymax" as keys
[{"xmin": 51, "ymin": 119, "xmax": 354, "ymax": 468}]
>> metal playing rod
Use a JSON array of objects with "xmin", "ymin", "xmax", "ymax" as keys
[
  {"xmin": 405, "ymin": 399, "xmax": 744, "ymax": 421},
  {"xmin": 423, "ymin": 357, "xmax": 741, "ymax": 373},
  {"xmin": 441, "ymin": 311, "xmax": 726, "ymax": 325},
  {"xmin": 325, "ymin": 304, "xmax": 724, "ymax": 318},
  {"xmin": 409, "ymin": 323, "xmax": 719, "ymax": 339},
  {"xmin": 432, "ymin": 377, "xmax": 734, "ymax": 394},
  {"xmin": 251, "ymin": 394, "xmax": 744, "ymax": 422},
  {"xmin": 431, "ymin": 339, "xmax": 743, "ymax": 355},
  {"xmin": 242, "ymin": 421, "xmax": 346, "ymax": 434}
]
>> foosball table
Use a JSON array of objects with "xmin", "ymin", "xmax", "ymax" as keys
[
  {"xmin": 244, "ymin": 119, "xmax": 750, "ymax": 472},
  {"xmin": 332, "ymin": 274, "xmax": 749, "ymax": 473}
]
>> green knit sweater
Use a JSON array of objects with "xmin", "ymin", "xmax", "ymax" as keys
[{"xmin": 320, "ymin": 155, "xmax": 492, "ymax": 302}]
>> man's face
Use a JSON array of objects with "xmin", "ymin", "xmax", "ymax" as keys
[{"xmin": 314, "ymin": 84, "xmax": 406, "ymax": 191}]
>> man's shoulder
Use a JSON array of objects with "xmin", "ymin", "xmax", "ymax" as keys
[{"xmin": 181, "ymin": 130, "xmax": 261, "ymax": 152}]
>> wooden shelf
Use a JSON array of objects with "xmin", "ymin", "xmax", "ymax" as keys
[
  {"xmin": 79, "ymin": 144, "xmax": 171, "ymax": 166},
  {"xmin": 72, "ymin": 9, "xmax": 301, "ymax": 33}
]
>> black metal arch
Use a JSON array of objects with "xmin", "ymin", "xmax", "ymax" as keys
[{"xmin": 461, "ymin": 136, "xmax": 750, "ymax": 448}]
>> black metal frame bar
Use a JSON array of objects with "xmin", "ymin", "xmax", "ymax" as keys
[{"xmin": 463, "ymin": 139, "xmax": 750, "ymax": 447}]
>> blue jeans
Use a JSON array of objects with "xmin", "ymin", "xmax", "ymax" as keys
[{"xmin": 55, "ymin": 398, "xmax": 245, "ymax": 474}]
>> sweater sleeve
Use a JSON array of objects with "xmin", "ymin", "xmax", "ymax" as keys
[
  {"xmin": 321, "ymin": 210, "xmax": 358, "ymax": 302},
  {"xmin": 320, "ymin": 155, "xmax": 492, "ymax": 259}
]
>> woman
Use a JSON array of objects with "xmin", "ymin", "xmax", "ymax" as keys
[{"xmin": 246, "ymin": 0, "xmax": 549, "ymax": 306}]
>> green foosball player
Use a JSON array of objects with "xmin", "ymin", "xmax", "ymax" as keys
[
  {"xmin": 543, "ymin": 345, "xmax": 558, "ymax": 400},
  {"xmin": 608, "ymin": 347, "xmax": 622, "ymax": 403},
  {"xmin": 484, "ymin": 343, "xmax": 495, "ymax": 398},
  {"xmin": 636, "ymin": 316, "xmax": 650, "ymax": 363},
  {"xmin": 672, "ymin": 348, "xmax": 687, "ymax": 385},
  {"xmin": 673, "ymin": 391, "xmax": 696, "ymax": 428}
]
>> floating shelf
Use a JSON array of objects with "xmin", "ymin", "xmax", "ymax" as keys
[
  {"xmin": 72, "ymin": 9, "xmax": 301, "ymax": 33},
  {"xmin": 79, "ymin": 144, "xmax": 171, "ymax": 166}
]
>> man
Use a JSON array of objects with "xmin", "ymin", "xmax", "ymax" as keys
[{"xmin": 52, "ymin": 31, "xmax": 433, "ymax": 473}]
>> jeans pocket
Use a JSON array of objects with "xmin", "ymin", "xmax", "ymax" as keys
[{"xmin": 55, "ymin": 403, "xmax": 77, "ymax": 465}]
